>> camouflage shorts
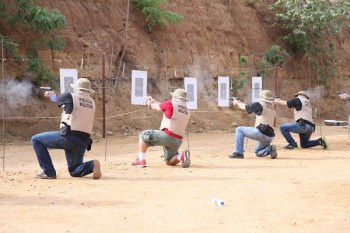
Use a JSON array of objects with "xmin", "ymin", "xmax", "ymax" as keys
[{"xmin": 140, "ymin": 129, "xmax": 182, "ymax": 161}]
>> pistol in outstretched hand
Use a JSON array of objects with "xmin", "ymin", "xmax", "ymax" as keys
[
  {"xmin": 229, "ymin": 97, "xmax": 240, "ymax": 101},
  {"xmin": 40, "ymin": 86, "xmax": 52, "ymax": 91}
]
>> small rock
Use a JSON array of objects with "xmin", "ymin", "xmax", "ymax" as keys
[{"xmin": 107, "ymin": 130, "xmax": 113, "ymax": 136}]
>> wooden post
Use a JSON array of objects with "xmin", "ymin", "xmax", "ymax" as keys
[
  {"xmin": 274, "ymin": 66, "xmax": 278, "ymax": 127},
  {"xmin": 1, "ymin": 36, "xmax": 5, "ymax": 171},
  {"xmin": 274, "ymin": 66, "xmax": 278, "ymax": 96},
  {"xmin": 102, "ymin": 55, "xmax": 106, "ymax": 138}
]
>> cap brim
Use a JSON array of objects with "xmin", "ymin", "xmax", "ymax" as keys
[
  {"xmin": 295, "ymin": 93, "xmax": 309, "ymax": 99},
  {"xmin": 260, "ymin": 96, "xmax": 274, "ymax": 100}
]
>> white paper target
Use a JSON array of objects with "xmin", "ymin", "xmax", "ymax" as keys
[
  {"xmin": 131, "ymin": 70, "xmax": 148, "ymax": 105},
  {"xmin": 218, "ymin": 76, "xmax": 229, "ymax": 107},
  {"xmin": 184, "ymin": 77, "xmax": 197, "ymax": 109},
  {"xmin": 251, "ymin": 76, "xmax": 262, "ymax": 103},
  {"xmin": 60, "ymin": 69, "xmax": 78, "ymax": 94}
]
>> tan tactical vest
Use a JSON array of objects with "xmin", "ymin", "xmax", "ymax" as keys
[
  {"xmin": 160, "ymin": 99, "xmax": 190, "ymax": 137},
  {"xmin": 294, "ymin": 96, "xmax": 313, "ymax": 123},
  {"xmin": 60, "ymin": 91, "xmax": 95, "ymax": 134},
  {"xmin": 254, "ymin": 100, "xmax": 276, "ymax": 127}
]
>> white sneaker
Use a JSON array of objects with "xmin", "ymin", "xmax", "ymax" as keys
[{"xmin": 182, "ymin": 150, "xmax": 191, "ymax": 168}]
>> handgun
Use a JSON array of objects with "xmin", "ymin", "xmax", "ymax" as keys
[
  {"xmin": 40, "ymin": 87, "xmax": 52, "ymax": 91},
  {"xmin": 229, "ymin": 97, "xmax": 240, "ymax": 100},
  {"xmin": 143, "ymin": 96, "xmax": 153, "ymax": 100},
  {"xmin": 337, "ymin": 92, "xmax": 346, "ymax": 95}
]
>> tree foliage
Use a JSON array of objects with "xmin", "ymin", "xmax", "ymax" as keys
[
  {"xmin": 258, "ymin": 45, "xmax": 290, "ymax": 78},
  {"xmin": 230, "ymin": 71, "xmax": 247, "ymax": 95},
  {"xmin": 239, "ymin": 55, "xmax": 248, "ymax": 66},
  {"xmin": 271, "ymin": 0, "xmax": 350, "ymax": 84},
  {"xmin": 262, "ymin": 45, "xmax": 290, "ymax": 67},
  {"xmin": 0, "ymin": 0, "xmax": 66, "ymax": 84},
  {"xmin": 132, "ymin": 0, "xmax": 184, "ymax": 31}
]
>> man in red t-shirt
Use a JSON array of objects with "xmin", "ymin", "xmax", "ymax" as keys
[{"xmin": 131, "ymin": 89, "xmax": 191, "ymax": 168}]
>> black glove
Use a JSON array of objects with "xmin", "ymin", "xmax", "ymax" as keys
[{"xmin": 87, "ymin": 138, "xmax": 93, "ymax": 151}]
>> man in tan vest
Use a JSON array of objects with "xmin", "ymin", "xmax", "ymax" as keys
[
  {"xmin": 274, "ymin": 91, "xmax": 328, "ymax": 149},
  {"xmin": 228, "ymin": 90, "xmax": 277, "ymax": 159},
  {"xmin": 131, "ymin": 89, "xmax": 191, "ymax": 168},
  {"xmin": 31, "ymin": 78, "xmax": 101, "ymax": 179}
]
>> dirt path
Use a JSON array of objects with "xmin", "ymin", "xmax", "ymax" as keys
[{"xmin": 1, "ymin": 126, "xmax": 350, "ymax": 233}]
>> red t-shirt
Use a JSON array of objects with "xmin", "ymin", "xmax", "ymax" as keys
[{"xmin": 159, "ymin": 101, "xmax": 183, "ymax": 139}]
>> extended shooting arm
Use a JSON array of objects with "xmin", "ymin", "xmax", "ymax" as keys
[
  {"xmin": 145, "ymin": 96, "xmax": 161, "ymax": 111},
  {"xmin": 273, "ymin": 98, "xmax": 287, "ymax": 106},
  {"xmin": 41, "ymin": 87, "xmax": 57, "ymax": 102},
  {"xmin": 231, "ymin": 98, "xmax": 246, "ymax": 111}
]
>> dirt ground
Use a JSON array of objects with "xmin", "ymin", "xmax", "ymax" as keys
[{"xmin": 1, "ymin": 126, "xmax": 350, "ymax": 233}]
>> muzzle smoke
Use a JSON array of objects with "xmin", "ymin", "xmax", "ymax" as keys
[
  {"xmin": 1, "ymin": 80, "xmax": 33, "ymax": 109},
  {"xmin": 307, "ymin": 86, "xmax": 323, "ymax": 101}
]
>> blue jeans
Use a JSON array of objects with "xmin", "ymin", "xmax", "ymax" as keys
[
  {"xmin": 279, "ymin": 122, "xmax": 321, "ymax": 148},
  {"xmin": 31, "ymin": 131, "xmax": 94, "ymax": 177},
  {"xmin": 234, "ymin": 126, "xmax": 274, "ymax": 156}
]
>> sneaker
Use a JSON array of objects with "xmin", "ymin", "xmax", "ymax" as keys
[
  {"xmin": 270, "ymin": 145, "xmax": 278, "ymax": 159},
  {"xmin": 321, "ymin": 137, "xmax": 329, "ymax": 149},
  {"xmin": 182, "ymin": 150, "xmax": 191, "ymax": 168},
  {"xmin": 283, "ymin": 144, "xmax": 298, "ymax": 150},
  {"xmin": 35, "ymin": 172, "xmax": 56, "ymax": 179},
  {"xmin": 228, "ymin": 152, "xmax": 244, "ymax": 159},
  {"xmin": 131, "ymin": 158, "xmax": 146, "ymax": 167},
  {"xmin": 93, "ymin": 160, "xmax": 102, "ymax": 179}
]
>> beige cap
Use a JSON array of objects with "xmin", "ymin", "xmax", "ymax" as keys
[
  {"xmin": 171, "ymin": 88, "xmax": 187, "ymax": 101},
  {"xmin": 294, "ymin": 91, "xmax": 309, "ymax": 99},
  {"xmin": 259, "ymin": 90, "xmax": 274, "ymax": 100},
  {"xmin": 70, "ymin": 78, "xmax": 95, "ymax": 94}
]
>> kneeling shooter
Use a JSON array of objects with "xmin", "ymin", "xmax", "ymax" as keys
[
  {"xmin": 32, "ymin": 78, "xmax": 101, "ymax": 179},
  {"xmin": 228, "ymin": 90, "xmax": 277, "ymax": 159},
  {"xmin": 274, "ymin": 91, "xmax": 328, "ymax": 150},
  {"xmin": 132, "ymin": 89, "xmax": 191, "ymax": 168}
]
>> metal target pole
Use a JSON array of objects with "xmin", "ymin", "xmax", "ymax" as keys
[
  {"xmin": 316, "ymin": 61, "xmax": 323, "ymax": 138},
  {"xmin": 164, "ymin": 48, "xmax": 168, "ymax": 95},
  {"xmin": 1, "ymin": 36, "xmax": 5, "ymax": 171},
  {"xmin": 103, "ymin": 44, "xmax": 114, "ymax": 161},
  {"xmin": 186, "ymin": 129, "xmax": 190, "ymax": 153},
  {"xmin": 348, "ymin": 114, "xmax": 350, "ymax": 144},
  {"xmin": 104, "ymin": 44, "xmax": 114, "ymax": 162}
]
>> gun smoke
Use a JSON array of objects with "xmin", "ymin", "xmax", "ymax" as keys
[
  {"xmin": 1, "ymin": 79, "xmax": 33, "ymax": 109},
  {"xmin": 307, "ymin": 86, "xmax": 324, "ymax": 101}
]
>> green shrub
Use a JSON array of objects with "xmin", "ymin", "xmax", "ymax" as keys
[
  {"xmin": 239, "ymin": 55, "xmax": 248, "ymax": 66},
  {"xmin": 230, "ymin": 69, "xmax": 248, "ymax": 95},
  {"xmin": 132, "ymin": 0, "xmax": 184, "ymax": 31},
  {"xmin": 263, "ymin": 45, "xmax": 290, "ymax": 67},
  {"xmin": 259, "ymin": 45, "xmax": 290, "ymax": 78},
  {"xmin": 0, "ymin": 0, "xmax": 66, "ymax": 83}
]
